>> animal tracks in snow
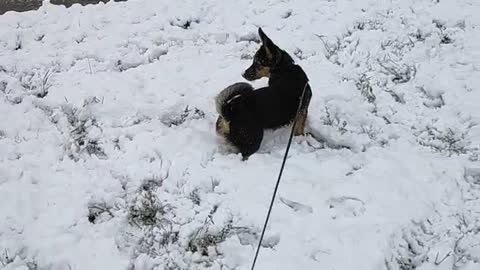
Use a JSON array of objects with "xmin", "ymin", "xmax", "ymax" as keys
[
  {"xmin": 280, "ymin": 197, "xmax": 313, "ymax": 214},
  {"xmin": 326, "ymin": 196, "xmax": 366, "ymax": 219}
]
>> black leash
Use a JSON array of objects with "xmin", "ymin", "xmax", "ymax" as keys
[{"xmin": 250, "ymin": 80, "xmax": 309, "ymax": 270}]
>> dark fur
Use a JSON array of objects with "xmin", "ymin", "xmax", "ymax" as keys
[{"xmin": 216, "ymin": 28, "xmax": 312, "ymax": 159}]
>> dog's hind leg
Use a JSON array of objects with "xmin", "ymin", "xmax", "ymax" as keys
[
  {"xmin": 216, "ymin": 116, "xmax": 230, "ymax": 137},
  {"xmin": 229, "ymin": 123, "xmax": 263, "ymax": 160}
]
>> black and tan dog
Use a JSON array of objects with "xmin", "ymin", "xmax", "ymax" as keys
[{"xmin": 215, "ymin": 28, "xmax": 312, "ymax": 159}]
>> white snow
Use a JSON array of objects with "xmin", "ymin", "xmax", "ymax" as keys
[{"xmin": 0, "ymin": 0, "xmax": 480, "ymax": 269}]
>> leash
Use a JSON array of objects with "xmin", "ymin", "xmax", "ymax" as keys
[{"xmin": 250, "ymin": 80, "xmax": 309, "ymax": 270}]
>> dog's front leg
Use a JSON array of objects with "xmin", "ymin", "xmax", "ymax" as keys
[{"xmin": 294, "ymin": 111, "xmax": 307, "ymax": 136}]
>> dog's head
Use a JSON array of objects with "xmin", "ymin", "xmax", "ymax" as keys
[{"xmin": 242, "ymin": 28, "xmax": 293, "ymax": 81}]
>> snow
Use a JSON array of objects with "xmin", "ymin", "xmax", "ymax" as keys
[{"xmin": 1, "ymin": 0, "xmax": 480, "ymax": 269}]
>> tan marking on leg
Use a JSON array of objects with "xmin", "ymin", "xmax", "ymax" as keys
[
  {"xmin": 294, "ymin": 112, "xmax": 307, "ymax": 136},
  {"xmin": 216, "ymin": 116, "xmax": 230, "ymax": 137}
]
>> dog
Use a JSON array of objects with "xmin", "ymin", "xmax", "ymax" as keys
[{"xmin": 215, "ymin": 28, "xmax": 312, "ymax": 159}]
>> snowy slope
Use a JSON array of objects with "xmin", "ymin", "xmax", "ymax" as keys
[{"xmin": 0, "ymin": 0, "xmax": 479, "ymax": 269}]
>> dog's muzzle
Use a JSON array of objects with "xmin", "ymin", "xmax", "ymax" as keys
[{"xmin": 242, "ymin": 65, "xmax": 256, "ymax": 81}]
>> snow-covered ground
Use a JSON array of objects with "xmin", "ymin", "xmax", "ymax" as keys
[{"xmin": 1, "ymin": 0, "xmax": 479, "ymax": 269}]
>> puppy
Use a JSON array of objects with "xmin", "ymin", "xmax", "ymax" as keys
[{"xmin": 216, "ymin": 28, "xmax": 312, "ymax": 159}]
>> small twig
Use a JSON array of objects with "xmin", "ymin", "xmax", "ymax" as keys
[
  {"xmin": 314, "ymin": 34, "xmax": 340, "ymax": 57},
  {"xmin": 89, "ymin": 204, "xmax": 114, "ymax": 217},
  {"xmin": 434, "ymin": 251, "xmax": 451, "ymax": 265},
  {"xmin": 87, "ymin": 58, "xmax": 93, "ymax": 74}
]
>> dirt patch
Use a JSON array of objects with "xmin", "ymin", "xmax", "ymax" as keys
[
  {"xmin": 50, "ymin": 0, "xmax": 126, "ymax": 8},
  {"xmin": 0, "ymin": 0, "xmax": 127, "ymax": 15},
  {"xmin": 0, "ymin": 0, "xmax": 42, "ymax": 15}
]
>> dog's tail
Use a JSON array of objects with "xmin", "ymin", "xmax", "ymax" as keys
[{"xmin": 215, "ymin": 82, "xmax": 253, "ymax": 121}]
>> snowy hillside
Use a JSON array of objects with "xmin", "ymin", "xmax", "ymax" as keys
[{"xmin": 1, "ymin": 0, "xmax": 479, "ymax": 269}]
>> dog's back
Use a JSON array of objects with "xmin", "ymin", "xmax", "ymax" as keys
[{"xmin": 252, "ymin": 64, "xmax": 310, "ymax": 129}]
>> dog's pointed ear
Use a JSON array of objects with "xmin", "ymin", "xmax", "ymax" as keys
[
  {"xmin": 258, "ymin": 28, "xmax": 270, "ymax": 44},
  {"xmin": 258, "ymin": 27, "xmax": 278, "ymax": 58}
]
